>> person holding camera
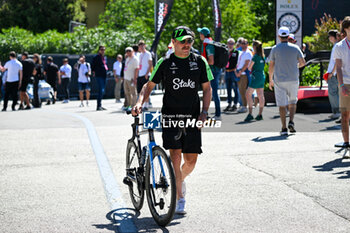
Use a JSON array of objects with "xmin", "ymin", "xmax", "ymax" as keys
[{"xmin": 75, "ymin": 55, "xmax": 91, "ymax": 107}]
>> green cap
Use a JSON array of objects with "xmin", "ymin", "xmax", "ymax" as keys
[
  {"xmin": 172, "ymin": 26, "xmax": 194, "ymax": 41},
  {"xmin": 197, "ymin": 27, "xmax": 210, "ymax": 36}
]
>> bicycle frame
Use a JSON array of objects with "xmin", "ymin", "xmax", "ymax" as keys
[
  {"xmin": 147, "ymin": 129, "xmax": 167, "ymax": 189},
  {"xmin": 131, "ymin": 116, "xmax": 167, "ymax": 189}
]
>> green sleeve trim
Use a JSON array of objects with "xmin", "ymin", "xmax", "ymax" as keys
[
  {"xmin": 149, "ymin": 57, "xmax": 164, "ymax": 82},
  {"xmin": 201, "ymin": 56, "xmax": 214, "ymax": 82}
]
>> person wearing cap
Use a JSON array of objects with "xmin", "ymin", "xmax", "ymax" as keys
[
  {"xmin": 123, "ymin": 47, "xmax": 139, "ymax": 110},
  {"xmin": 268, "ymin": 26, "xmax": 305, "ymax": 135},
  {"xmin": 334, "ymin": 16, "xmax": 350, "ymax": 147},
  {"xmin": 92, "ymin": 45, "xmax": 108, "ymax": 111},
  {"xmin": 59, "ymin": 58, "xmax": 72, "ymax": 103},
  {"xmin": 19, "ymin": 52, "xmax": 35, "ymax": 110},
  {"xmin": 324, "ymin": 30, "xmax": 341, "ymax": 120},
  {"xmin": 224, "ymin": 38, "xmax": 241, "ymax": 112},
  {"xmin": 113, "ymin": 54, "xmax": 123, "ymax": 103},
  {"xmin": 44, "ymin": 56, "xmax": 60, "ymax": 105},
  {"xmin": 288, "ymin": 34, "xmax": 297, "ymax": 44},
  {"xmin": 198, "ymin": 26, "xmax": 222, "ymax": 120},
  {"xmin": 132, "ymin": 26, "xmax": 213, "ymax": 215},
  {"xmin": 137, "ymin": 40, "xmax": 153, "ymax": 110}
]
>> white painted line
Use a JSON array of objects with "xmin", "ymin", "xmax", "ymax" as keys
[{"xmin": 44, "ymin": 110, "xmax": 138, "ymax": 232}]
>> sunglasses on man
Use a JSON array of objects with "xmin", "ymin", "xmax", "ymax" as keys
[{"xmin": 177, "ymin": 38, "xmax": 194, "ymax": 44}]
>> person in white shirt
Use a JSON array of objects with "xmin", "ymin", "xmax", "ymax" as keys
[
  {"xmin": 137, "ymin": 40, "xmax": 153, "ymax": 110},
  {"xmin": 1, "ymin": 51, "xmax": 23, "ymax": 111},
  {"xmin": 113, "ymin": 54, "xmax": 123, "ymax": 103},
  {"xmin": 235, "ymin": 39, "xmax": 253, "ymax": 113},
  {"xmin": 74, "ymin": 55, "xmax": 91, "ymax": 107},
  {"xmin": 59, "ymin": 58, "xmax": 72, "ymax": 103},
  {"xmin": 123, "ymin": 47, "xmax": 139, "ymax": 109},
  {"xmin": 334, "ymin": 16, "xmax": 350, "ymax": 147},
  {"xmin": 326, "ymin": 30, "xmax": 341, "ymax": 120}
]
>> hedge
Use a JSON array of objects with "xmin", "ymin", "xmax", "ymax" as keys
[{"xmin": 0, "ymin": 26, "xmax": 153, "ymax": 62}]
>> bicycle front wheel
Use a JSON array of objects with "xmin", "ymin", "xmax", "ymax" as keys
[
  {"xmin": 126, "ymin": 140, "xmax": 145, "ymax": 211},
  {"xmin": 145, "ymin": 146, "xmax": 176, "ymax": 226}
]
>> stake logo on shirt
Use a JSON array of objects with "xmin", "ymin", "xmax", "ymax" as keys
[{"xmin": 173, "ymin": 78, "xmax": 195, "ymax": 90}]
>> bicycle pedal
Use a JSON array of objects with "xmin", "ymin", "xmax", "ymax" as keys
[
  {"xmin": 123, "ymin": 177, "xmax": 133, "ymax": 187},
  {"xmin": 159, "ymin": 198, "xmax": 165, "ymax": 210}
]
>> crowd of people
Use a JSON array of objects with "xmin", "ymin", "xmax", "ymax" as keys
[{"xmin": 0, "ymin": 17, "xmax": 349, "ymax": 136}]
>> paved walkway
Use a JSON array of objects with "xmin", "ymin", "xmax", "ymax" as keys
[{"xmin": 0, "ymin": 96, "xmax": 349, "ymax": 232}]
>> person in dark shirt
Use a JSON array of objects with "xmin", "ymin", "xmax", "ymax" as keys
[
  {"xmin": 44, "ymin": 56, "xmax": 60, "ymax": 104},
  {"xmin": 132, "ymin": 26, "xmax": 213, "ymax": 215},
  {"xmin": 32, "ymin": 54, "xmax": 43, "ymax": 108},
  {"xmin": 91, "ymin": 45, "xmax": 108, "ymax": 111},
  {"xmin": 19, "ymin": 52, "xmax": 35, "ymax": 110},
  {"xmin": 224, "ymin": 38, "xmax": 240, "ymax": 112}
]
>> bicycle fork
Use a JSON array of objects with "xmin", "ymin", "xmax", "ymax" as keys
[{"xmin": 148, "ymin": 130, "xmax": 168, "ymax": 210}]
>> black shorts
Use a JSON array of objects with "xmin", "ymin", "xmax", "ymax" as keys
[
  {"xmin": 20, "ymin": 79, "xmax": 29, "ymax": 92},
  {"xmin": 137, "ymin": 76, "xmax": 148, "ymax": 94},
  {"xmin": 162, "ymin": 127, "xmax": 202, "ymax": 154},
  {"xmin": 47, "ymin": 79, "xmax": 57, "ymax": 92}
]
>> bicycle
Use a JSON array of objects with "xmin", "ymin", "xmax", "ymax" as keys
[{"xmin": 123, "ymin": 112, "xmax": 176, "ymax": 226}]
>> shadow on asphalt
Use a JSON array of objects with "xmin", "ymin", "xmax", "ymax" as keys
[
  {"xmin": 313, "ymin": 158, "xmax": 350, "ymax": 179},
  {"xmin": 251, "ymin": 134, "xmax": 293, "ymax": 142},
  {"xmin": 92, "ymin": 208, "xmax": 184, "ymax": 232},
  {"xmin": 320, "ymin": 125, "xmax": 341, "ymax": 131},
  {"xmin": 235, "ymin": 120, "xmax": 253, "ymax": 125},
  {"xmin": 271, "ymin": 115, "xmax": 281, "ymax": 119},
  {"xmin": 318, "ymin": 118, "xmax": 336, "ymax": 123}
]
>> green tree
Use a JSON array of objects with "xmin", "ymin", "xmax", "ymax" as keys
[
  {"xmin": 0, "ymin": 0, "xmax": 86, "ymax": 33},
  {"xmin": 247, "ymin": 0, "xmax": 275, "ymax": 42},
  {"xmin": 303, "ymin": 14, "xmax": 340, "ymax": 52},
  {"xmin": 99, "ymin": 0, "xmax": 259, "ymax": 56},
  {"xmin": 99, "ymin": 0, "xmax": 154, "ymax": 31}
]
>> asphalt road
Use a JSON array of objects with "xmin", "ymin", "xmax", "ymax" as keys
[{"xmin": 0, "ymin": 95, "xmax": 349, "ymax": 233}]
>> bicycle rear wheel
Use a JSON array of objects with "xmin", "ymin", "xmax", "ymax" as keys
[
  {"xmin": 145, "ymin": 146, "xmax": 176, "ymax": 226},
  {"xmin": 126, "ymin": 140, "xmax": 145, "ymax": 210}
]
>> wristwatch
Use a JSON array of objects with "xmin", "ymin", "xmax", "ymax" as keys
[{"xmin": 201, "ymin": 110, "xmax": 208, "ymax": 115}]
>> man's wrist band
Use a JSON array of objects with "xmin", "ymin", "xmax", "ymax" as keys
[
  {"xmin": 340, "ymin": 84, "xmax": 345, "ymax": 87},
  {"xmin": 201, "ymin": 110, "xmax": 208, "ymax": 115}
]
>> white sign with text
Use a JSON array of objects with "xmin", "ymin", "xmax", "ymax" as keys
[{"xmin": 276, "ymin": 0, "xmax": 302, "ymax": 48}]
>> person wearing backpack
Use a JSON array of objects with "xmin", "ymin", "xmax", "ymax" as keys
[
  {"xmin": 75, "ymin": 55, "xmax": 91, "ymax": 107},
  {"xmin": 198, "ymin": 27, "xmax": 222, "ymax": 120}
]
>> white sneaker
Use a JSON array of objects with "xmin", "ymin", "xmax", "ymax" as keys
[
  {"xmin": 175, "ymin": 198, "xmax": 186, "ymax": 215},
  {"xmin": 237, "ymin": 106, "xmax": 247, "ymax": 113},
  {"xmin": 79, "ymin": 103, "xmax": 84, "ymax": 107},
  {"xmin": 181, "ymin": 181, "xmax": 186, "ymax": 198},
  {"xmin": 86, "ymin": 101, "xmax": 89, "ymax": 107},
  {"xmin": 329, "ymin": 113, "xmax": 340, "ymax": 119}
]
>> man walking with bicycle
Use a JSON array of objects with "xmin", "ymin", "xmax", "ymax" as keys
[{"xmin": 132, "ymin": 26, "xmax": 213, "ymax": 214}]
